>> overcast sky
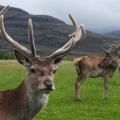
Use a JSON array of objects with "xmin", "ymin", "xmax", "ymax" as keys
[{"xmin": 0, "ymin": 0, "xmax": 120, "ymax": 33}]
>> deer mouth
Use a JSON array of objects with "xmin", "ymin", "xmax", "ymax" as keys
[
  {"xmin": 40, "ymin": 86, "xmax": 55, "ymax": 93},
  {"xmin": 41, "ymin": 89, "xmax": 53, "ymax": 94}
]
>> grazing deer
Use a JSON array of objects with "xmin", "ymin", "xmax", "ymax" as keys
[
  {"xmin": 74, "ymin": 42, "xmax": 119, "ymax": 101},
  {"xmin": 0, "ymin": 7, "xmax": 86, "ymax": 120}
]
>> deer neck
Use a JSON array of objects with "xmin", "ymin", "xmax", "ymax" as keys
[{"xmin": 16, "ymin": 76, "xmax": 49, "ymax": 119}]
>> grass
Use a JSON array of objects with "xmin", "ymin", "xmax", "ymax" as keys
[{"xmin": 0, "ymin": 60, "xmax": 120, "ymax": 120}]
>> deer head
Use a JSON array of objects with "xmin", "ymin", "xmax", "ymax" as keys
[
  {"xmin": 98, "ymin": 41, "xmax": 119, "ymax": 71},
  {"xmin": 0, "ymin": 14, "xmax": 86, "ymax": 93}
]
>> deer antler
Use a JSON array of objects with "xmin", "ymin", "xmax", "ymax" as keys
[
  {"xmin": 0, "ymin": 6, "xmax": 10, "ymax": 36},
  {"xmin": 0, "ymin": 13, "xmax": 86, "ymax": 61},
  {"xmin": 0, "ymin": 14, "xmax": 38, "ymax": 58},
  {"xmin": 103, "ymin": 41, "xmax": 120, "ymax": 56},
  {"xmin": 0, "ymin": 5, "xmax": 9, "ymax": 15},
  {"xmin": 28, "ymin": 18, "xmax": 37, "ymax": 57},
  {"xmin": 47, "ymin": 14, "xmax": 86, "ymax": 59}
]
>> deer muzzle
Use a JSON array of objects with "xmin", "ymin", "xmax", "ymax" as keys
[{"xmin": 43, "ymin": 80, "xmax": 55, "ymax": 91}]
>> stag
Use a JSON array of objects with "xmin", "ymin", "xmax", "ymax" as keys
[
  {"xmin": 0, "ymin": 7, "xmax": 86, "ymax": 120},
  {"xmin": 74, "ymin": 41, "xmax": 120, "ymax": 101}
]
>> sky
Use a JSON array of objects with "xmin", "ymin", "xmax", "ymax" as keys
[{"xmin": 0, "ymin": 0, "xmax": 120, "ymax": 33}]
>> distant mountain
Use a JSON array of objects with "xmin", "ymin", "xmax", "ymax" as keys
[
  {"xmin": 92, "ymin": 26, "xmax": 120, "ymax": 34},
  {"xmin": 0, "ymin": 5, "xmax": 119, "ymax": 57},
  {"xmin": 105, "ymin": 31, "xmax": 120, "ymax": 38}
]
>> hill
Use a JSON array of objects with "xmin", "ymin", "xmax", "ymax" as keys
[
  {"xmin": 0, "ymin": 5, "xmax": 119, "ymax": 57},
  {"xmin": 105, "ymin": 31, "xmax": 120, "ymax": 38}
]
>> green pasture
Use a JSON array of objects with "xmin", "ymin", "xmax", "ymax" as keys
[{"xmin": 0, "ymin": 60, "xmax": 120, "ymax": 120}]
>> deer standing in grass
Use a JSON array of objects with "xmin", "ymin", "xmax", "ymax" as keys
[
  {"xmin": 0, "ymin": 6, "xmax": 86, "ymax": 120},
  {"xmin": 74, "ymin": 42, "xmax": 120, "ymax": 101}
]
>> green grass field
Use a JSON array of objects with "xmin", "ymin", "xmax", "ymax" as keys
[{"xmin": 0, "ymin": 60, "xmax": 120, "ymax": 120}]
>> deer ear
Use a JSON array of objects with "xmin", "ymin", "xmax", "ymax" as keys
[
  {"xmin": 15, "ymin": 49, "xmax": 30, "ymax": 67},
  {"xmin": 52, "ymin": 55, "xmax": 65, "ymax": 64}
]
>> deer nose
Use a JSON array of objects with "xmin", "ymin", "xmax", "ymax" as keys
[{"xmin": 44, "ymin": 80, "xmax": 53, "ymax": 90}]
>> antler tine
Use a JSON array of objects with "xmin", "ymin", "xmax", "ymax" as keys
[
  {"xmin": 114, "ymin": 41, "xmax": 119, "ymax": 48},
  {"xmin": 0, "ymin": 5, "xmax": 10, "ymax": 15},
  {"xmin": 103, "ymin": 40, "xmax": 120, "ymax": 56},
  {"xmin": 69, "ymin": 14, "xmax": 86, "ymax": 40},
  {"xmin": 69, "ymin": 14, "xmax": 79, "ymax": 31},
  {"xmin": 103, "ymin": 41, "xmax": 112, "ymax": 54},
  {"xmin": 0, "ymin": 15, "xmax": 32, "ymax": 58},
  {"xmin": 46, "ymin": 14, "xmax": 86, "ymax": 59},
  {"xmin": 106, "ymin": 41, "xmax": 112, "ymax": 48},
  {"xmin": 109, "ymin": 41, "xmax": 119, "ymax": 53},
  {"xmin": 28, "ymin": 19, "xmax": 37, "ymax": 57},
  {"xmin": 0, "ymin": 6, "xmax": 10, "ymax": 36},
  {"xmin": 103, "ymin": 47, "xmax": 110, "ymax": 54},
  {"xmin": 118, "ymin": 41, "xmax": 120, "ymax": 49}
]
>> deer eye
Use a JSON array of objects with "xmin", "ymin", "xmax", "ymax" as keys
[
  {"xmin": 53, "ymin": 69, "xmax": 57, "ymax": 74},
  {"xmin": 30, "ymin": 68, "xmax": 36, "ymax": 74}
]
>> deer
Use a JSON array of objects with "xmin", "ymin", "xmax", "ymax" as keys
[
  {"xmin": 0, "ymin": 6, "xmax": 86, "ymax": 120},
  {"xmin": 74, "ymin": 41, "xmax": 120, "ymax": 101}
]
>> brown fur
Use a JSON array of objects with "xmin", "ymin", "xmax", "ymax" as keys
[{"xmin": 0, "ymin": 82, "xmax": 28, "ymax": 120}]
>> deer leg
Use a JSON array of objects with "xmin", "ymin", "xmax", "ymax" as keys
[
  {"xmin": 103, "ymin": 76, "xmax": 108, "ymax": 100},
  {"xmin": 75, "ymin": 75, "xmax": 86, "ymax": 101}
]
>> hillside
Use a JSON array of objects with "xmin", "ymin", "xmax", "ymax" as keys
[
  {"xmin": 105, "ymin": 31, "xmax": 120, "ymax": 38},
  {"xmin": 0, "ymin": 5, "xmax": 119, "ymax": 57}
]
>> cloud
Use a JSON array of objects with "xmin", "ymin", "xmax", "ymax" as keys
[{"xmin": 0, "ymin": 0, "xmax": 120, "ymax": 32}]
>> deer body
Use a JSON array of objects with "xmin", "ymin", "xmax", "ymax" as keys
[
  {"xmin": 74, "ymin": 55, "xmax": 119, "ymax": 101},
  {"xmin": 74, "ymin": 56, "xmax": 104, "ymax": 77},
  {"xmin": 0, "ymin": 70, "xmax": 49, "ymax": 120},
  {"xmin": 0, "ymin": 84, "xmax": 48, "ymax": 120}
]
